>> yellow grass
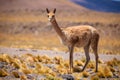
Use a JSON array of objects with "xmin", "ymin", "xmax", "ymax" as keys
[
  {"xmin": 0, "ymin": 69, "xmax": 9, "ymax": 77},
  {"xmin": 0, "ymin": 53, "xmax": 120, "ymax": 79},
  {"xmin": 0, "ymin": 11, "xmax": 120, "ymax": 24},
  {"xmin": 82, "ymin": 71, "xmax": 90, "ymax": 77},
  {"xmin": 12, "ymin": 71, "xmax": 20, "ymax": 78},
  {"xmin": 97, "ymin": 65, "xmax": 113, "ymax": 78},
  {"xmin": 0, "ymin": 33, "xmax": 119, "ymax": 54},
  {"xmin": 99, "ymin": 37, "xmax": 120, "ymax": 54},
  {"xmin": 91, "ymin": 75, "xmax": 99, "ymax": 80},
  {"xmin": 0, "ymin": 13, "xmax": 47, "ymax": 23}
]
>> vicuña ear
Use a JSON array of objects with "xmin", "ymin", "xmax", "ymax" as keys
[
  {"xmin": 53, "ymin": 8, "xmax": 56, "ymax": 13},
  {"xmin": 46, "ymin": 8, "xmax": 49, "ymax": 13}
]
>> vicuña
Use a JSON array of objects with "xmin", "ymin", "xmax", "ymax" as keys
[{"xmin": 46, "ymin": 8, "xmax": 100, "ymax": 73}]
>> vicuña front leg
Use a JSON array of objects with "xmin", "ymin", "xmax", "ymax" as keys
[
  {"xmin": 81, "ymin": 43, "xmax": 90, "ymax": 72},
  {"xmin": 69, "ymin": 45, "xmax": 74, "ymax": 73}
]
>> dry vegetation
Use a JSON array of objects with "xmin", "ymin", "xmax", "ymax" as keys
[
  {"xmin": 0, "ymin": 32, "xmax": 120, "ymax": 54},
  {"xmin": 0, "ymin": 53, "xmax": 120, "ymax": 80}
]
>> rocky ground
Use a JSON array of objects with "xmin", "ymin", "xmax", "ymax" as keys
[{"xmin": 0, "ymin": 47, "xmax": 120, "ymax": 80}]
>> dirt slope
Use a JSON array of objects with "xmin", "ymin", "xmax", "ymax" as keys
[{"xmin": 0, "ymin": 0, "xmax": 87, "ymax": 11}]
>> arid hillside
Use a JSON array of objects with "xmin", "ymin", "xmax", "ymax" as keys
[{"xmin": 0, "ymin": 0, "xmax": 86, "ymax": 11}]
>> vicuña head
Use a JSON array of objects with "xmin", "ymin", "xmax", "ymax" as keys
[
  {"xmin": 46, "ymin": 8, "xmax": 56, "ymax": 22},
  {"xmin": 46, "ymin": 8, "xmax": 100, "ymax": 73}
]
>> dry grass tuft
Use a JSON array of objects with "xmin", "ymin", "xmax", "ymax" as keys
[
  {"xmin": 98, "ymin": 59, "xmax": 104, "ymax": 64},
  {"xmin": 104, "ymin": 66, "xmax": 113, "ymax": 78},
  {"xmin": 0, "ymin": 54, "xmax": 6, "ymax": 62},
  {"xmin": 63, "ymin": 60, "xmax": 69, "ymax": 68},
  {"xmin": 91, "ymin": 75, "xmax": 99, "ymax": 80},
  {"xmin": 97, "ymin": 71, "xmax": 105, "ymax": 78},
  {"xmin": 82, "ymin": 71, "xmax": 89, "ymax": 78},
  {"xmin": 55, "ymin": 64, "xmax": 68, "ymax": 74},
  {"xmin": 2, "ymin": 54, "xmax": 14, "ymax": 64},
  {"xmin": 73, "ymin": 73, "xmax": 82, "ymax": 80},
  {"xmin": 81, "ymin": 57, "xmax": 86, "ymax": 63},
  {"xmin": 53, "ymin": 56, "xmax": 63, "ymax": 64},
  {"xmin": 87, "ymin": 61, "xmax": 95, "ymax": 69},
  {"xmin": 75, "ymin": 60, "xmax": 84, "ymax": 66},
  {"xmin": 107, "ymin": 58, "xmax": 120, "ymax": 67},
  {"xmin": 21, "ymin": 53, "xmax": 38, "ymax": 62},
  {"xmin": 97, "ymin": 65, "xmax": 113, "ymax": 78},
  {"xmin": 41, "ymin": 55, "xmax": 52, "ymax": 63},
  {"xmin": 35, "ymin": 62, "xmax": 43, "ymax": 69},
  {"xmin": 0, "ymin": 69, "xmax": 9, "ymax": 77},
  {"xmin": 36, "ymin": 55, "xmax": 52, "ymax": 63},
  {"xmin": 37, "ymin": 55, "xmax": 43, "ymax": 62},
  {"xmin": 12, "ymin": 71, "xmax": 20, "ymax": 78},
  {"xmin": 109, "ymin": 66, "xmax": 116, "ymax": 72},
  {"xmin": 19, "ymin": 66, "xmax": 32, "ymax": 74},
  {"xmin": 12, "ymin": 58, "xmax": 21, "ymax": 69},
  {"xmin": 20, "ymin": 74, "xmax": 27, "ymax": 80}
]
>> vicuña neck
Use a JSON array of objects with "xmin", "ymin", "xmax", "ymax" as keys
[{"xmin": 50, "ymin": 18, "xmax": 65, "ymax": 39}]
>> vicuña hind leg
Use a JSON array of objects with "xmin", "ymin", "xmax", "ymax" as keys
[
  {"xmin": 81, "ymin": 41, "xmax": 91, "ymax": 72},
  {"xmin": 91, "ymin": 34, "xmax": 99, "ymax": 72}
]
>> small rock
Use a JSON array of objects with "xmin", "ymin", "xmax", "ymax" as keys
[
  {"xmin": 62, "ymin": 74, "xmax": 74, "ymax": 80},
  {"xmin": 27, "ymin": 74, "xmax": 35, "ymax": 79},
  {"xmin": 19, "ymin": 49, "xmax": 26, "ymax": 51},
  {"xmin": 0, "ymin": 62, "xmax": 7, "ymax": 68},
  {"xmin": 31, "ymin": 49, "xmax": 37, "ymax": 52}
]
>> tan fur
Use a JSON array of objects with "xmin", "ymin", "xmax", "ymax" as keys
[
  {"xmin": 61, "ymin": 25, "xmax": 98, "ymax": 47},
  {"xmin": 46, "ymin": 8, "xmax": 100, "ymax": 73}
]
